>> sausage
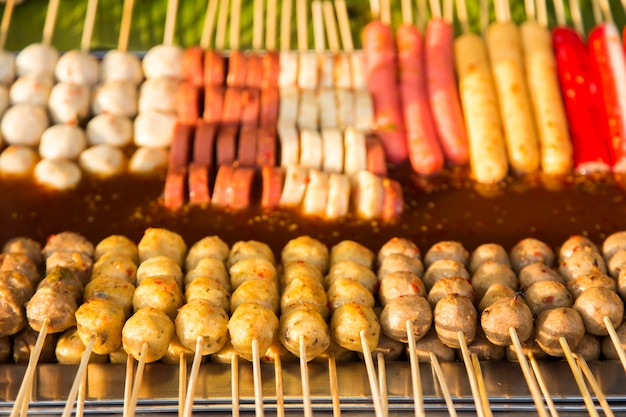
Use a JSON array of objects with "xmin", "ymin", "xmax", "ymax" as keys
[
  {"xmin": 277, "ymin": 122, "xmax": 300, "ymax": 167},
  {"xmin": 279, "ymin": 304, "xmax": 331, "ymax": 360},
  {"xmin": 203, "ymin": 85, "xmax": 224, "ymax": 124},
  {"xmin": 228, "ymin": 302, "xmax": 279, "ymax": 361},
  {"xmin": 366, "ymin": 135, "xmax": 388, "ymax": 177},
  {"xmin": 352, "ymin": 170, "xmax": 385, "ymax": 219},
  {"xmin": 282, "ymin": 235, "xmax": 329, "ymax": 272},
  {"xmin": 380, "ymin": 294, "xmax": 432, "ymax": 342},
  {"xmin": 204, "ymin": 50, "xmax": 225, "ymax": 86},
  {"xmin": 137, "ymin": 227, "xmax": 187, "ymax": 267},
  {"xmin": 186, "ymin": 236, "xmax": 229, "ymax": 269},
  {"xmin": 434, "ymin": 294, "xmax": 477, "ymax": 348},
  {"xmin": 381, "ymin": 178, "xmax": 404, "ymax": 221},
  {"xmin": 212, "ymin": 164, "xmax": 234, "ymax": 208},
  {"xmin": 175, "ymin": 299, "xmax": 229, "ymax": 355},
  {"xmin": 425, "ymin": 18, "xmax": 469, "ymax": 165},
  {"xmin": 454, "ymin": 33, "xmax": 508, "ymax": 183},
  {"xmin": 481, "ymin": 296, "xmax": 534, "ymax": 346},
  {"xmin": 75, "ymin": 298, "xmax": 125, "ymax": 355},
  {"xmin": 245, "ymin": 53, "xmax": 263, "ymax": 89},
  {"xmin": 260, "ymin": 86, "xmax": 279, "ymax": 126},
  {"xmin": 261, "ymin": 165, "xmax": 284, "ymax": 209},
  {"xmin": 334, "ymin": 53, "xmax": 352, "ymax": 88},
  {"xmin": 169, "ymin": 123, "xmax": 193, "ymax": 172},
  {"xmin": 188, "ymin": 162, "xmax": 211, "ymax": 205},
  {"xmin": 175, "ymin": 82, "xmax": 200, "ymax": 125},
  {"xmin": 122, "ymin": 307, "xmax": 175, "ymax": 363},
  {"xmin": 226, "ymin": 50, "xmax": 247, "ymax": 87},
  {"xmin": 330, "ymin": 302, "xmax": 380, "ymax": 352},
  {"xmin": 321, "ymin": 127, "xmax": 344, "ymax": 173},
  {"xmin": 229, "ymin": 167, "xmax": 255, "ymax": 210},
  {"xmin": 486, "ymin": 21, "xmax": 540, "ymax": 175},
  {"xmin": 302, "ymin": 169, "xmax": 329, "ymax": 217},
  {"xmin": 343, "ymin": 127, "xmax": 368, "ymax": 175},
  {"xmin": 279, "ymin": 165, "xmax": 308, "ymax": 207},
  {"xmin": 261, "ymin": 51, "xmax": 280, "ymax": 89},
  {"xmin": 163, "ymin": 168, "xmax": 187, "ymax": 210},
  {"xmin": 256, "ymin": 125, "xmax": 276, "ymax": 166},
  {"xmin": 193, "ymin": 120, "xmax": 216, "ymax": 166},
  {"xmin": 363, "ymin": 21, "xmax": 408, "ymax": 163},
  {"xmin": 573, "ymin": 286, "xmax": 624, "ymax": 336},
  {"xmin": 396, "ymin": 23, "xmax": 444, "ymax": 176},
  {"xmin": 182, "ymin": 46, "xmax": 204, "ymax": 87},
  {"xmin": 240, "ymin": 88, "xmax": 260, "ymax": 127},
  {"xmin": 216, "ymin": 125, "xmax": 237, "ymax": 166},
  {"xmin": 534, "ymin": 307, "xmax": 585, "ymax": 357}
]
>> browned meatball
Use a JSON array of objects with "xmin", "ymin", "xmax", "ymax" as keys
[
  {"xmin": 210, "ymin": 339, "xmax": 239, "ymax": 364},
  {"xmin": 469, "ymin": 243, "xmax": 510, "ymax": 272},
  {"xmin": 325, "ymin": 260, "xmax": 378, "ymax": 293},
  {"xmin": 94, "ymin": 234, "xmax": 139, "ymax": 264},
  {"xmin": 406, "ymin": 328, "xmax": 455, "ymax": 362},
  {"xmin": 601, "ymin": 321, "xmax": 626, "ymax": 360},
  {"xmin": 175, "ymin": 299, "xmax": 229, "ymax": 355},
  {"xmin": 0, "ymin": 253, "xmax": 40, "ymax": 286},
  {"xmin": 377, "ymin": 254, "xmax": 424, "ymax": 280},
  {"xmin": 0, "ymin": 336, "xmax": 10, "ymax": 363},
  {"xmin": 519, "ymin": 262, "xmax": 564, "ymax": 290},
  {"xmin": 312, "ymin": 338, "xmax": 357, "ymax": 363},
  {"xmin": 481, "ymin": 296, "xmax": 534, "ymax": 346},
  {"xmin": 566, "ymin": 271, "xmax": 617, "ymax": 299},
  {"xmin": 477, "ymin": 284, "xmax": 517, "ymax": 313},
  {"xmin": 281, "ymin": 236, "xmax": 329, "ymax": 273},
  {"xmin": 45, "ymin": 251, "xmax": 93, "ymax": 284},
  {"xmin": 602, "ymin": 231, "xmax": 626, "ymax": 264},
  {"xmin": 535, "ymin": 307, "xmax": 585, "ymax": 357},
  {"xmin": 137, "ymin": 228, "xmax": 187, "ymax": 266},
  {"xmin": 608, "ymin": 249, "xmax": 626, "ymax": 279},
  {"xmin": 558, "ymin": 235, "xmax": 599, "ymax": 262},
  {"xmin": 378, "ymin": 271, "xmax": 426, "ymax": 306},
  {"xmin": 361, "ymin": 333, "xmax": 405, "ymax": 361},
  {"xmin": 470, "ymin": 260, "xmax": 517, "ymax": 301},
  {"xmin": 132, "ymin": 275, "xmax": 184, "ymax": 320},
  {"xmin": 0, "ymin": 285, "xmax": 26, "ymax": 337},
  {"xmin": 505, "ymin": 330, "xmax": 548, "ymax": 361},
  {"xmin": 424, "ymin": 241, "xmax": 469, "ymax": 268},
  {"xmin": 261, "ymin": 338, "xmax": 299, "ymax": 363},
  {"xmin": 185, "ymin": 235, "xmax": 229, "ymax": 271},
  {"xmin": 423, "ymin": 259, "xmax": 469, "ymax": 291},
  {"xmin": 228, "ymin": 240, "xmax": 275, "ymax": 268},
  {"xmin": 329, "ymin": 240, "xmax": 375, "ymax": 269},
  {"xmin": 137, "ymin": 255, "xmax": 184, "ymax": 288},
  {"xmin": 380, "ymin": 294, "xmax": 432, "ymax": 343},
  {"xmin": 229, "ymin": 257, "xmax": 277, "ymax": 290},
  {"xmin": 84, "ymin": 276, "xmax": 135, "ymax": 318},
  {"xmin": 12, "ymin": 326, "xmax": 58, "ymax": 363},
  {"xmin": 91, "ymin": 252, "xmax": 137, "ymax": 285},
  {"xmin": 427, "ymin": 276, "xmax": 475, "ymax": 307},
  {"xmin": 26, "ymin": 285, "xmax": 77, "ymax": 333},
  {"xmin": 228, "ymin": 302, "xmax": 279, "ymax": 361},
  {"xmin": 122, "ymin": 307, "xmax": 175, "ymax": 363},
  {"xmin": 0, "ymin": 270, "xmax": 34, "ymax": 304},
  {"xmin": 524, "ymin": 280, "xmax": 573, "ymax": 316},
  {"xmin": 161, "ymin": 334, "xmax": 195, "ymax": 364},
  {"xmin": 185, "ymin": 258, "xmax": 230, "ymax": 290},
  {"xmin": 279, "ymin": 304, "xmax": 331, "ymax": 361},
  {"xmin": 434, "ymin": 294, "xmax": 477, "ymax": 348},
  {"xmin": 327, "ymin": 277, "xmax": 375, "ymax": 312},
  {"xmin": 55, "ymin": 327, "xmax": 108, "ymax": 364},
  {"xmin": 559, "ymin": 250, "xmax": 607, "ymax": 282},
  {"xmin": 3, "ymin": 237, "xmax": 43, "ymax": 266},
  {"xmin": 509, "ymin": 238, "xmax": 555, "ymax": 273},
  {"xmin": 281, "ymin": 275, "xmax": 329, "ymax": 319},
  {"xmin": 282, "ymin": 261, "xmax": 324, "ymax": 288},
  {"xmin": 37, "ymin": 266, "xmax": 84, "ymax": 302},
  {"xmin": 377, "ymin": 237, "xmax": 421, "ymax": 265},
  {"xmin": 75, "ymin": 298, "xmax": 126, "ymax": 355},
  {"xmin": 331, "ymin": 302, "xmax": 380, "ymax": 353},
  {"xmin": 230, "ymin": 278, "xmax": 279, "ymax": 315},
  {"xmin": 573, "ymin": 287, "xmax": 624, "ymax": 336},
  {"xmin": 575, "ymin": 333, "xmax": 601, "ymax": 361},
  {"xmin": 184, "ymin": 276, "xmax": 230, "ymax": 311},
  {"xmin": 459, "ymin": 330, "xmax": 505, "ymax": 361},
  {"xmin": 42, "ymin": 232, "xmax": 94, "ymax": 259}
]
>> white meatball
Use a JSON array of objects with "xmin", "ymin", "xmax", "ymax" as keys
[
  {"xmin": 1, "ymin": 103, "xmax": 48, "ymax": 146},
  {"xmin": 91, "ymin": 81, "xmax": 138, "ymax": 117},
  {"xmin": 0, "ymin": 145, "xmax": 38, "ymax": 176},
  {"xmin": 101, "ymin": 50, "xmax": 143, "ymax": 85},
  {"xmin": 48, "ymin": 82, "xmax": 90, "ymax": 124},
  {"xmin": 39, "ymin": 124, "xmax": 87, "ymax": 160},
  {"xmin": 133, "ymin": 112, "xmax": 176, "ymax": 148},
  {"xmin": 142, "ymin": 44, "xmax": 184, "ymax": 80},
  {"xmin": 128, "ymin": 147, "xmax": 168, "ymax": 173},
  {"xmin": 138, "ymin": 78, "xmax": 178, "ymax": 114},
  {"xmin": 0, "ymin": 50, "xmax": 16, "ymax": 85},
  {"xmin": 86, "ymin": 114, "xmax": 133, "ymax": 147},
  {"xmin": 79, "ymin": 144, "xmax": 126, "ymax": 177},
  {"xmin": 0, "ymin": 85, "xmax": 8, "ymax": 117},
  {"xmin": 10, "ymin": 73, "xmax": 54, "ymax": 106},
  {"xmin": 16, "ymin": 43, "xmax": 59, "ymax": 76},
  {"xmin": 55, "ymin": 50, "xmax": 99, "ymax": 86},
  {"xmin": 34, "ymin": 158, "xmax": 82, "ymax": 190}
]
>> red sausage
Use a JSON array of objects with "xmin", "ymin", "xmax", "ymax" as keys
[
  {"xmin": 221, "ymin": 87, "xmax": 243, "ymax": 124},
  {"xmin": 366, "ymin": 134, "xmax": 388, "ymax": 177},
  {"xmin": 396, "ymin": 23, "xmax": 444, "ymax": 176},
  {"xmin": 227, "ymin": 50, "xmax": 247, "ymax": 87},
  {"xmin": 362, "ymin": 20, "xmax": 408, "ymax": 164},
  {"xmin": 204, "ymin": 50, "xmax": 225, "ymax": 86},
  {"xmin": 193, "ymin": 120, "xmax": 216, "ymax": 165},
  {"xmin": 203, "ymin": 85, "xmax": 224, "ymax": 124},
  {"xmin": 229, "ymin": 167, "xmax": 255, "ymax": 209},
  {"xmin": 261, "ymin": 51, "xmax": 280, "ymax": 89},
  {"xmin": 256, "ymin": 125, "xmax": 277, "ymax": 167},
  {"xmin": 425, "ymin": 19, "xmax": 469, "ymax": 166},
  {"xmin": 261, "ymin": 165, "xmax": 284, "ymax": 209},
  {"xmin": 553, "ymin": 27, "xmax": 612, "ymax": 172},
  {"xmin": 381, "ymin": 178, "xmax": 403, "ymax": 221},
  {"xmin": 237, "ymin": 125, "xmax": 258, "ymax": 167},
  {"xmin": 212, "ymin": 164, "xmax": 234, "ymax": 207},
  {"xmin": 245, "ymin": 53, "xmax": 264, "ymax": 89},
  {"xmin": 240, "ymin": 88, "xmax": 260, "ymax": 127},
  {"xmin": 169, "ymin": 123, "xmax": 193, "ymax": 171},
  {"xmin": 259, "ymin": 87, "xmax": 279, "ymax": 127},
  {"xmin": 188, "ymin": 162, "xmax": 211, "ymax": 205},
  {"xmin": 163, "ymin": 168, "xmax": 187, "ymax": 210},
  {"xmin": 175, "ymin": 82, "xmax": 200, "ymax": 124},
  {"xmin": 216, "ymin": 125, "xmax": 238, "ymax": 166},
  {"xmin": 182, "ymin": 46, "xmax": 204, "ymax": 87}
]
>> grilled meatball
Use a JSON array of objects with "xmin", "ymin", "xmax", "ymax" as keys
[
  {"xmin": 45, "ymin": 250, "xmax": 93, "ymax": 284},
  {"xmin": 3, "ymin": 236, "xmax": 43, "ymax": 266},
  {"xmin": 229, "ymin": 257, "xmax": 277, "ymax": 290},
  {"xmin": 406, "ymin": 328, "xmax": 455, "ymax": 362},
  {"xmin": 505, "ymin": 329, "xmax": 549, "ymax": 361},
  {"xmin": 184, "ymin": 276, "xmax": 230, "ymax": 311},
  {"xmin": 331, "ymin": 302, "xmax": 380, "ymax": 352},
  {"xmin": 0, "ymin": 336, "xmax": 10, "ymax": 363},
  {"xmin": 428, "ymin": 276, "xmax": 475, "ymax": 307},
  {"xmin": 378, "ymin": 271, "xmax": 426, "ymax": 306},
  {"xmin": 559, "ymin": 235, "xmax": 599, "ymax": 262},
  {"xmin": 42, "ymin": 232, "xmax": 94, "ymax": 259},
  {"xmin": 37, "ymin": 266, "xmax": 84, "ymax": 302},
  {"xmin": 228, "ymin": 302, "xmax": 279, "ymax": 361},
  {"xmin": 132, "ymin": 275, "xmax": 184, "ymax": 320},
  {"xmin": 185, "ymin": 258, "xmax": 230, "ymax": 290},
  {"xmin": 55, "ymin": 327, "xmax": 108, "ymax": 364},
  {"xmin": 519, "ymin": 262, "xmax": 564, "ymax": 289},
  {"xmin": 362, "ymin": 333, "xmax": 406, "ymax": 361},
  {"xmin": 26, "ymin": 285, "xmax": 78, "ymax": 333},
  {"xmin": 0, "ymin": 270, "xmax": 33, "ymax": 304},
  {"xmin": 185, "ymin": 236, "xmax": 230, "ymax": 271},
  {"xmin": 91, "ymin": 252, "xmax": 137, "ymax": 284},
  {"xmin": 262, "ymin": 338, "xmax": 299, "ymax": 363},
  {"xmin": 0, "ymin": 253, "xmax": 39, "ymax": 286},
  {"xmin": 575, "ymin": 333, "xmax": 601, "ymax": 361},
  {"xmin": 470, "ymin": 260, "xmax": 517, "ymax": 301},
  {"xmin": 137, "ymin": 255, "xmax": 183, "ymax": 288},
  {"xmin": 573, "ymin": 287, "xmax": 624, "ymax": 336},
  {"xmin": 461, "ymin": 330, "xmax": 505, "ymax": 361},
  {"xmin": 279, "ymin": 304, "xmax": 331, "ymax": 360},
  {"xmin": 327, "ymin": 277, "xmax": 375, "ymax": 312},
  {"xmin": 607, "ymin": 249, "xmax": 626, "ymax": 279},
  {"xmin": 13, "ymin": 326, "xmax": 58, "ymax": 363},
  {"xmin": 175, "ymin": 299, "xmax": 229, "ymax": 355},
  {"xmin": 423, "ymin": 259, "xmax": 470, "ymax": 291},
  {"xmin": 524, "ymin": 280, "xmax": 573, "ymax": 316},
  {"xmin": 509, "ymin": 238, "xmax": 555, "ymax": 273},
  {"xmin": 477, "ymin": 283, "xmax": 517, "ymax": 313},
  {"xmin": 424, "ymin": 241, "xmax": 469, "ymax": 268},
  {"xmin": 122, "ymin": 307, "xmax": 175, "ymax": 363},
  {"xmin": 559, "ymin": 250, "xmax": 607, "ymax": 281},
  {"xmin": 209, "ymin": 339, "xmax": 239, "ymax": 364},
  {"xmin": 566, "ymin": 271, "xmax": 617, "ymax": 299},
  {"xmin": 329, "ymin": 240, "xmax": 374, "ymax": 269},
  {"xmin": 619, "ymin": 268, "xmax": 626, "ymax": 301},
  {"xmin": 161, "ymin": 334, "xmax": 195, "ymax": 364},
  {"xmin": 469, "ymin": 243, "xmax": 510, "ymax": 272},
  {"xmin": 481, "ymin": 296, "xmax": 534, "ymax": 346},
  {"xmin": 602, "ymin": 231, "xmax": 626, "ymax": 264},
  {"xmin": 228, "ymin": 240, "xmax": 275, "ymax": 268},
  {"xmin": 0, "ymin": 286, "xmax": 26, "ymax": 337},
  {"xmin": 434, "ymin": 294, "xmax": 477, "ymax": 348},
  {"xmin": 282, "ymin": 261, "xmax": 324, "ymax": 288},
  {"xmin": 601, "ymin": 321, "xmax": 626, "ymax": 360},
  {"xmin": 282, "ymin": 236, "xmax": 329, "ymax": 273},
  {"xmin": 94, "ymin": 235, "xmax": 138, "ymax": 263},
  {"xmin": 109, "ymin": 348, "xmax": 128, "ymax": 364},
  {"xmin": 377, "ymin": 237, "xmax": 421, "ymax": 265},
  {"xmin": 325, "ymin": 260, "xmax": 378, "ymax": 293},
  {"xmin": 137, "ymin": 228, "xmax": 187, "ymax": 266},
  {"xmin": 377, "ymin": 253, "xmax": 424, "ymax": 280},
  {"xmin": 380, "ymin": 294, "xmax": 432, "ymax": 343},
  {"xmin": 83, "ymin": 276, "xmax": 135, "ymax": 319},
  {"xmin": 535, "ymin": 307, "xmax": 585, "ymax": 357},
  {"xmin": 230, "ymin": 278, "xmax": 279, "ymax": 315},
  {"xmin": 281, "ymin": 275, "xmax": 329, "ymax": 319},
  {"xmin": 75, "ymin": 298, "xmax": 125, "ymax": 355}
]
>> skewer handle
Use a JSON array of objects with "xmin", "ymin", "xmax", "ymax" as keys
[{"xmin": 0, "ymin": 0, "xmax": 15, "ymax": 51}]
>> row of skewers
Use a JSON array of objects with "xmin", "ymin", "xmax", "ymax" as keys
[{"xmin": 2, "ymin": 228, "xmax": 626, "ymax": 416}]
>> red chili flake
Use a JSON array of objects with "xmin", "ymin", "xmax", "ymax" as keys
[{"xmin": 543, "ymin": 296, "xmax": 554, "ymax": 304}]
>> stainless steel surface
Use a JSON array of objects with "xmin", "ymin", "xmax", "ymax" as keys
[{"xmin": 0, "ymin": 360, "xmax": 625, "ymax": 415}]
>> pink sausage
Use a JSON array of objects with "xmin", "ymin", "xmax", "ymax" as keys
[{"xmin": 188, "ymin": 162, "xmax": 211, "ymax": 205}]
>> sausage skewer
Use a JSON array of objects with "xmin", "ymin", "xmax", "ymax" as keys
[{"xmin": 0, "ymin": 0, "xmax": 16, "ymax": 85}]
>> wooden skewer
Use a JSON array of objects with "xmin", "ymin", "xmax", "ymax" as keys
[
  {"xmin": 274, "ymin": 355, "xmax": 285, "ymax": 417},
  {"xmin": 478, "ymin": 0, "xmax": 489, "ymax": 33},
  {"xmin": 416, "ymin": 0, "xmax": 428, "ymax": 31},
  {"xmin": 360, "ymin": 330, "xmax": 385, "ymax": 417},
  {"xmin": 76, "ymin": 367, "xmax": 87, "ymax": 417},
  {"xmin": 322, "ymin": 2, "xmax": 340, "ymax": 52},
  {"xmin": 429, "ymin": 352, "xmax": 457, "ymax": 417},
  {"xmin": 574, "ymin": 353, "xmax": 614, "ymax": 417},
  {"xmin": 559, "ymin": 337, "xmax": 599, "ymax": 417},
  {"xmin": 266, "ymin": 0, "xmax": 278, "ymax": 50},
  {"xmin": 182, "ymin": 336, "xmax": 204, "ymax": 417},
  {"xmin": 405, "ymin": 321, "xmax": 425, "ymax": 417},
  {"xmin": 229, "ymin": 0, "xmax": 242, "ymax": 50},
  {"xmin": 296, "ymin": 0, "xmax": 307, "ymax": 51},
  {"xmin": 231, "ymin": 355, "xmax": 240, "ymax": 417},
  {"xmin": 380, "ymin": 0, "xmax": 391, "ymax": 25},
  {"xmin": 457, "ymin": 332, "xmax": 488, "ymax": 417},
  {"xmin": 200, "ymin": 0, "xmax": 219, "ymax": 50},
  {"xmin": 334, "ymin": 0, "xmax": 353, "ymax": 52},
  {"xmin": 568, "ymin": 0, "xmax": 585, "ymax": 36},
  {"xmin": 536, "ymin": 0, "xmax": 548, "ymax": 27},
  {"xmin": 524, "ymin": 0, "xmax": 536, "ymax": 22},
  {"xmin": 494, "ymin": 0, "xmax": 510, "ymax": 23},
  {"xmin": 312, "ymin": 1, "xmax": 325, "ymax": 53},
  {"xmin": 553, "ymin": 0, "xmax": 566, "ymax": 27},
  {"xmin": 369, "ymin": 0, "xmax": 381, "ymax": 21},
  {"xmin": 178, "ymin": 353, "xmax": 187, "ymax": 417},
  {"xmin": 471, "ymin": 353, "xmax": 492, "ymax": 417},
  {"xmin": 280, "ymin": 0, "xmax": 293, "ymax": 50},
  {"xmin": 597, "ymin": 0, "xmax": 615, "ymax": 24},
  {"xmin": 10, "ymin": 319, "xmax": 49, "ymax": 417},
  {"xmin": 376, "ymin": 352, "xmax": 388, "ymax": 417},
  {"xmin": 0, "ymin": 0, "xmax": 15, "ymax": 51},
  {"xmin": 429, "ymin": 0, "xmax": 442, "ymax": 20},
  {"xmin": 42, "ymin": 0, "xmax": 60, "ymax": 46},
  {"xmin": 252, "ymin": 339, "xmax": 265, "ymax": 417},
  {"xmin": 215, "ymin": 0, "xmax": 230, "ymax": 50},
  {"xmin": 401, "ymin": 0, "xmax": 413, "ymax": 25},
  {"xmin": 60, "ymin": 337, "xmax": 96, "ymax": 417},
  {"xmin": 509, "ymin": 328, "xmax": 550, "ymax": 417},
  {"xmin": 443, "ymin": 0, "xmax": 453, "ymax": 22},
  {"xmin": 591, "ymin": 0, "xmax": 602, "ymax": 29},
  {"xmin": 528, "ymin": 353, "xmax": 560, "ymax": 417},
  {"xmin": 252, "ymin": 0, "xmax": 264, "ymax": 50},
  {"xmin": 126, "ymin": 343, "xmax": 149, "ymax": 417},
  {"xmin": 604, "ymin": 316, "xmax": 626, "ymax": 372},
  {"xmin": 455, "ymin": 0, "xmax": 469, "ymax": 36},
  {"xmin": 80, "ymin": 0, "xmax": 98, "ymax": 52},
  {"xmin": 118, "ymin": 0, "xmax": 135, "ymax": 52},
  {"xmin": 328, "ymin": 353, "xmax": 341, "ymax": 417},
  {"xmin": 299, "ymin": 336, "xmax": 313, "ymax": 417},
  {"xmin": 163, "ymin": 0, "xmax": 180, "ymax": 46},
  {"xmin": 123, "ymin": 354, "xmax": 133, "ymax": 417}
]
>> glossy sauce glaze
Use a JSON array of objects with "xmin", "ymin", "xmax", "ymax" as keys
[{"xmin": 2, "ymin": 165, "xmax": 626, "ymax": 254}]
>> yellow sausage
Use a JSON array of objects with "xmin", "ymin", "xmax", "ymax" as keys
[
  {"xmin": 521, "ymin": 21, "xmax": 573, "ymax": 175},
  {"xmin": 454, "ymin": 33, "xmax": 508, "ymax": 184},
  {"xmin": 486, "ymin": 21, "xmax": 540, "ymax": 175}
]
